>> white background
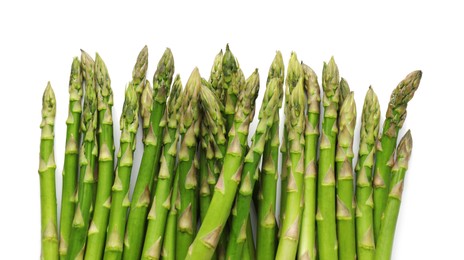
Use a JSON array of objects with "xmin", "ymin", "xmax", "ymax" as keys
[{"xmin": 0, "ymin": 0, "xmax": 462, "ymax": 259}]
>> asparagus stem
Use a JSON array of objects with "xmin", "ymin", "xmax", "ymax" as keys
[
  {"xmin": 39, "ymin": 82, "xmax": 59, "ymax": 260},
  {"xmin": 335, "ymin": 91, "xmax": 357, "ymax": 260},
  {"xmin": 316, "ymin": 57, "xmax": 340, "ymax": 260},
  {"xmin": 176, "ymin": 68, "xmax": 202, "ymax": 260},
  {"xmin": 104, "ymin": 83, "xmax": 139, "ymax": 260},
  {"xmin": 227, "ymin": 76, "xmax": 282, "ymax": 259},
  {"xmin": 245, "ymin": 219, "xmax": 256, "ymax": 260},
  {"xmin": 84, "ymin": 53, "xmax": 114, "ymax": 260},
  {"xmin": 59, "ymin": 58, "xmax": 82, "ymax": 259},
  {"xmin": 276, "ymin": 53, "xmax": 306, "ymax": 260},
  {"xmin": 199, "ymin": 78, "xmax": 226, "ymax": 224},
  {"xmin": 257, "ymin": 51, "xmax": 285, "ymax": 260},
  {"xmin": 298, "ymin": 63, "xmax": 321, "ymax": 260},
  {"xmin": 161, "ymin": 168, "xmax": 180, "ymax": 260},
  {"xmin": 356, "ymin": 87, "xmax": 380, "ymax": 260},
  {"xmin": 373, "ymin": 71, "xmax": 421, "ymax": 238},
  {"xmin": 186, "ymin": 70, "xmax": 260, "ymax": 260},
  {"xmin": 124, "ymin": 48, "xmax": 174, "ymax": 260},
  {"xmin": 141, "ymin": 76, "xmax": 183, "ymax": 260},
  {"xmin": 375, "ymin": 131, "xmax": 413, "ymax": 260},
  {"xmin": 222, "ymin": 44, "xmax": 244, "ymax": 132},
  {"xmin": 67, "ymin": 51, "xmax": 98, "ymax": 259}
]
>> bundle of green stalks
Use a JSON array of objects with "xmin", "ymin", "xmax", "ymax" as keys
[{"xmin": 37, "ymin": 45, "xmax": 421, "ymax": 260}]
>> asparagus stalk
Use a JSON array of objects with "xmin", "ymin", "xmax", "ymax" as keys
[
  {"xmin": 335, "ymin": 92, "xmax": 357, "ymax": 260},
  {"xmin": 356, "ymin": 87, "xmax": 380, "ymax": 260},
  {"xmin": 227, "ymin": 77, "xmax": 281, "ymax": 259},
  {"xmin": 59, "ymin": 58, "xmax": 82, "ymax": 259},
  {"xmin": 141, "ymin": 75, "xmax": 183, "ymax": 260},
  {"xmin": 186, "ymin": 70, "xmax": 260, "ymax": 260},
  {"xmin": 244, "ymin": 219, "xmax": 256, "ymax": 260},
  {"xmin": 375, "ymin": 131, "xmax": 413, "ymax": 260},
  {"xmin": 199, "ymin": 78, "xmax": 226, "ymax": 222},
  {"xmin": 298, "ymin": 63, "xmax": 321, "ymax": 260},
  {"xmin": 67, "ymin": 51, "xmax": 98, "ymax": 259},
  {"xmin": 279, "ymin": 54, "xmax": 293, "ymax": 235},
  {"xmin": 373, "ymin": 71, "xmax": 422, "ymax": 238},
  {"xmin": 161, "ymin": 169, "xmax": 180, "ymax": 260},
  {"xmin": 124, "ymin": 48, "xmax": 174, "ymax": 260},
  {"xmin": 222, "ymin": 44, "xmax": 242, "ymax": 131},
  {"xmin": 176, "ymin": 68, "xmax": 202, "ymax": 260},
  {"xmin": 104, "ymin": 83, "xmax": 139, "ymax": 260},
  {"xmin": 257, "ymin": 51, "xmax": 285, "ymax": 260},
  {"xmin": 316, "ymin": 57, "xmax": 340, "ymax": 260},
  {"xmin": 275, "ymin": 53, "xmax": 305, "ymax": 259},
  {"xmin": 39, "ymin": 82, "xmax": 59, "ymax": 260},
  {"xmin": 84, "ymin": 53, "xmax": 114, "ymax": 260}
]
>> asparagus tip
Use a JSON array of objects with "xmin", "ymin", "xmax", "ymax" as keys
[{"xmin": 42, "ymin": 82, "xmax": 56, "ymax": 119}]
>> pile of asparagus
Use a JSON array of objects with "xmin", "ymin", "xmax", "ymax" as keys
[{"xmin": 38, "ymin": 45, "xmax": 421, "ymax": 260}]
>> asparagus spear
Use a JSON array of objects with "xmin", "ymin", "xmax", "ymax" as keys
[
  {"xmin": 132, "ymin": 45, "xmax": 149, "ymax": 96},
  {"xmin": 227, "ymin": 77, "xmax": 281, "ymax": 259},
  {"xmin": 373, "ymin": 71, "xmax": 422, "ymax": 238},
  {"xmin": 39, "ymin": 82, "xmax": 59, "ymax": 260},
  {"xmin": 222, "ymin": 44, "xmax": 242, "ymax": 131},
  {"xmin": 257, "ymin": 51, "xmax": 285, "ymax": 260},
  {"xmin": 186, "ymin": 70, "xmax": 260, "ymax": 260},
  {"xmin": 209, "ymin": 49, "xmax": 224, "ymax": 105},
  {"xmin": 336, "ymin": 92, "xmax": 357, "ymax": 260},
  {"xmin": 67, "ymin": 51, "xmax": 98, "ymax": 259},
  {"xmin": 275, "ymin": 53, "xmax": 305, "ymax": 260},
  {"xmin": 375, "ymin": 131, "xmax": 413, "ymax": 260},
  {"xmin": 356, "ymin": 87, "xmax": 380, "ymax": 260},
  {"xmin": 207, "ymin": 51, "xmax": 229, "ymax": 260},
  {"xmin": 279, "ymin": 54, "xmax": 293, "ymax": 235},
  {"xmin": 316, "ymin": 57, "xmax": 340, "ymax": 260},
  {"xmin": 199, "ymin": 78, "xmax": 226, "ymax": 222},
  {"xmin": 161, "ymin": 169, "xmax": 180, "ymax": 260},
  {"xmin": 141, "ymin": 75, "xmax": 183, "ymax": 260},
  {"xmin": 104, "ymin": 83, "xmax": 139, "ymax": 260},
  {"xmin": 298, "ymin": 63, "xmax": 321, "ymax": 260},
  {"xmin": 59, "ymin": 58, "xmax": 82, "ymax": 259},
  {"xmin": 176, "ymin": 68, "xmax": 203, "ymax": 260},
  {"xmin": 124, "ymin": 48, "xmax": 174, "ymax": 260},
  {"xmin": 84, "ymin": 53, "xmax": 114, "ymax": 260}
]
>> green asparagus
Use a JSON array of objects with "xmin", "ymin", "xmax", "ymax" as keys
[
  {"xmin": 316, "ymin": 57, "xmax": 340, "ymax": 260},
  {"xmin": 124, "ymin": 48, "xmax": 174, "ymax": 260},
  {"xmin": 356, "ymin": 87, "xmax": 380, "ymax": 260},
  {"xmin": 84, "ymin": 53, "xmax": 114, "ymax": 260},
  {"xmin": 298, "ymin": 63, "xmax": 321, "ymax": 260},
  {"xmin": 375, "ymin": 131, "xmax": 413, "ymax": 260},
  {"xmin": 335, "ymin": 92, "xmax": 357, "ymax": 260},
  {"xmin": 257, "ymin": 51, "xmax": 285, "ymax": 260},
  {"xmin": 141, "ymin": 75, "xmax": 182, "ymax": 260},
  {"xmin": 227, "ymin": 76, "xmax": 281, "ymax": 259},
  {"xmin": 59, "ymin": 58, "xmax": 82, "ymax": 259},
  {"xmin": 39, "ymin": 82, "xmax": 59, "ymax": 260},
  {"xmin": 186, "ymin": 70, "xmax": 260, "ymax": 260},
  {"xmin": 176, "ymin": 68, "xmax": 202, "ymax": 260},
  {"xmin": 373, "ymin": 71, "xmax": 421, "ymax": 238},
  {"xmin": 161, "ymin": 169, "xmax": 180, "ymax": 260},
  {"xmin": 276, "ymin": 53, "xmax": 305, "ymax": 260},
  {"xmin": 67, "ymin": 51, "xmax": 98, "ymax": 260},
  {"xmin": 104, "ymin": 83, "xmax": 139, "ymax": 260}
]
